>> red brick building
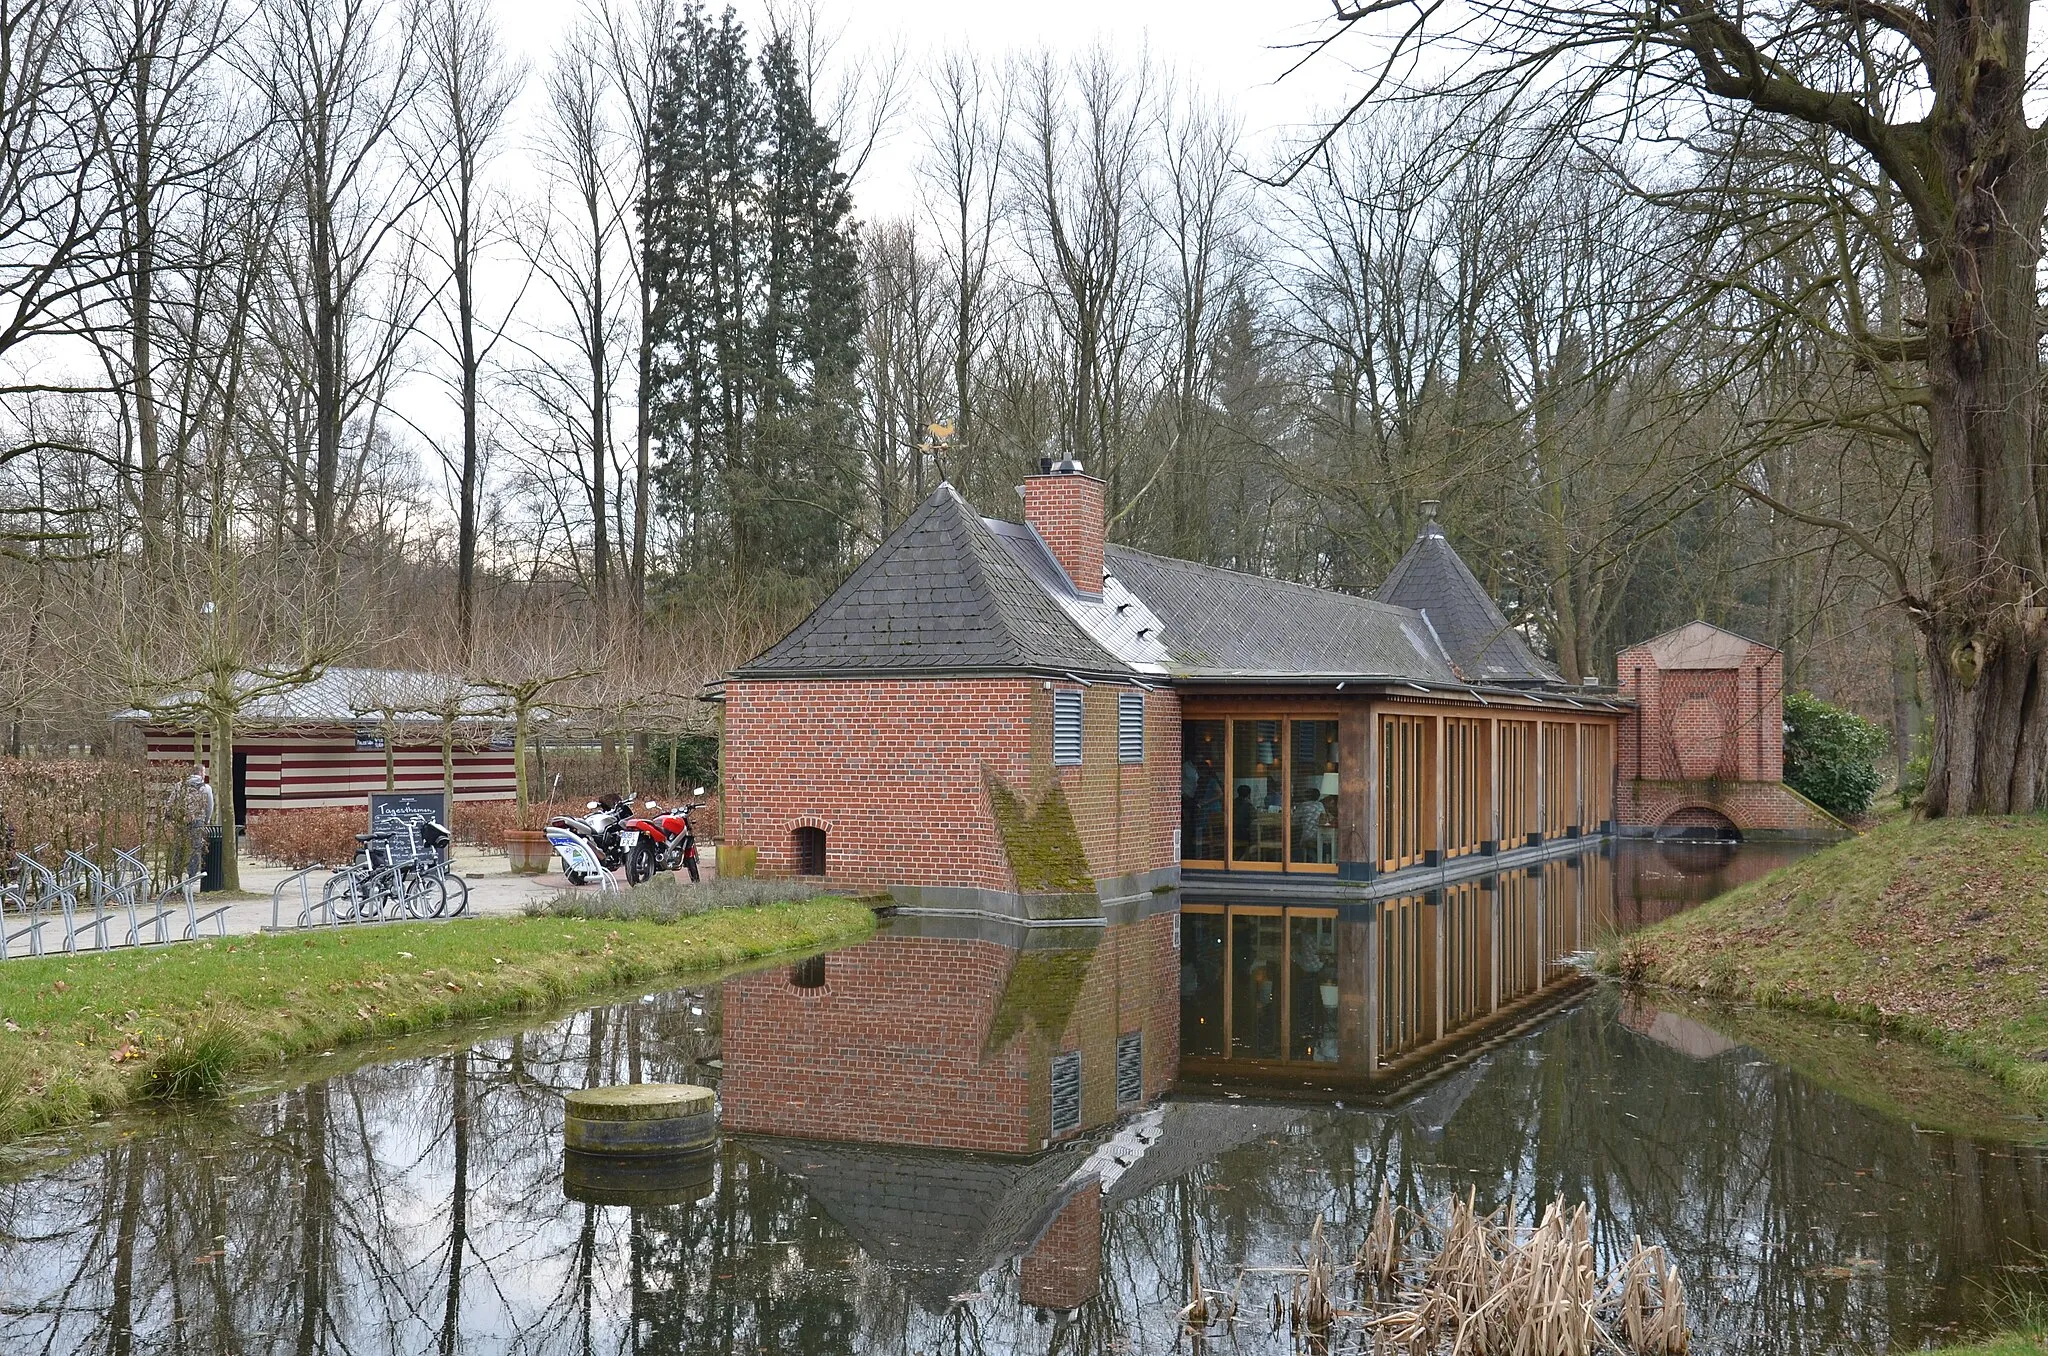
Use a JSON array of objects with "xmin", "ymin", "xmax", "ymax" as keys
[
  {"xmin": 1615, "ymin": 622, "xmax": 1844, "ymax": 838},
  {"xmin": 720, "ymin": 468, "xmax": 1831, "ymax": 913}
]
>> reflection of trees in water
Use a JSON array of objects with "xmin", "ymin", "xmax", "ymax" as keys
[{"xmin": 2, "ymin": 985, "xmax": 2044, "ymax": 1354}]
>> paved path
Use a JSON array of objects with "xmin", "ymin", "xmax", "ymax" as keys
[
  {"xmin": 230, "ymin": 845, "xmax": 569, "ymax": 933},
  {"xmin": 11, "ymin": 847, "xmax": 653, "ymax": 956}
]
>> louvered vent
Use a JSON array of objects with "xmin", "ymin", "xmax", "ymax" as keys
[
  {"xmin": 1050, "ymin": 1050, "xmax": 1082, "ymax": 1135},
  {"xmin": 1117, "ymin": 691, "xmax": 1144, "ymax": 763},
  {"xmin": 1115, "ymin": 1031, "xmax": 1143, "ymax": 1107},
  {"xmin": 1053, "ymin": 689, "xmax": 1084, "ymax": 765}
]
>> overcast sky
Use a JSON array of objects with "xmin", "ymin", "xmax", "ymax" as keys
[{"xmin": 493, "ymin": 0, "xmax": 1359, "ymax": 203}]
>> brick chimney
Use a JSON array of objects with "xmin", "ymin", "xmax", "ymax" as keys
[
  {"xmin": 1018, "ymin": 1182, "xmax": 1102, "ymax": 1311},
  {"xmin": 1023, "ymin": 457, "xmax": 1106, "ymax": 596}
]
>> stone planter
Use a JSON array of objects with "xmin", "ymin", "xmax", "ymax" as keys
[{"xmin": 504, "ymin": 828, "xmax": 552, "ymax": 874}]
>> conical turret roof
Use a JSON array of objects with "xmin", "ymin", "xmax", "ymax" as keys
[{"xmin": 1375, "ymin": 510, "xmax": 1561, "ymax": 685}]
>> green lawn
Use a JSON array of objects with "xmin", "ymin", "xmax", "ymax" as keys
[
  {"xmin": 1927, "ymin": 1335, "xmax": 2048, "ymax": 1356},
  {"xmin": 0, "ymin": 898, "xmax": 875, "ymax": 1141},
  {"xmin": 1607, "ymin": 813, "xmax": 2048, "ymax": 1108}
]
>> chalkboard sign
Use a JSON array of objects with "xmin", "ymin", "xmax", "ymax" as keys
[{"xmin": 367, "ymin": 791, "xmax": 449, "ymax": 858}]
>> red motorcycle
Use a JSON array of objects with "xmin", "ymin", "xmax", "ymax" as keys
[{"xmin": 618, "ymin": 789, "xmax": 706, "ymax": 885}]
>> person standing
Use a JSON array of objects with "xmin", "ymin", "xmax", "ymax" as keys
[{"xmin": 181, "ymin": 763, "xmax": 214, "ymax": 881}]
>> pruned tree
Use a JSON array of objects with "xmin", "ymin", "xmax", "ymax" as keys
[
  {"xmin": 465, "ymin": 602, "xmax": 597, "ymax": 819},
  {"xmin": 111, "ymin": 549, "xmax": 353, "ymax": 890}
]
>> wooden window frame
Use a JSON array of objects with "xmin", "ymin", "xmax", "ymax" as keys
[
  {"xmin": 1376, "ymin": 712, "xmax": 1437, "ymax": 873},
  {"xmin": 1179, "ymin": 707, "xmax": 1342, "ymax": 875}
]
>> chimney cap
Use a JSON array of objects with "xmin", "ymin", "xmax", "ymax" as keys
[{"xmin": 1052, "ymin": 455, "xmax": 1084, "ymax": 475}]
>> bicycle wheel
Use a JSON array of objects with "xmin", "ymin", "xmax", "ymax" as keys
[
  {"xmin": 371, "ymin": 868, "xmax": 406, "ymax": 921},
  {"xmin": 403, "ymin": 870, "xmax": 443, "ymax": 920},
  {"xmin": 321, "ymin": 871, "xmax": 358, "ymax": 924},
  {"xmin": 441, "ymin": 870, "xmax": 469, "ymax": 918}
]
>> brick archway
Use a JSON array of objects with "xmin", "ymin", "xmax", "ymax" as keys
[{"xmin": 1657, "ymin": 804, "xmax": 1741, "ymax": 839}]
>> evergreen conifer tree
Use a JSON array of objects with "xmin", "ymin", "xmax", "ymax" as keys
[{"xmin": 641, "ymin": 6, "xmax": 862, "ymax": 584}]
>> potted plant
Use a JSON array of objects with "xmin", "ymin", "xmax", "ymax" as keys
[{"xmin": 485, "ymin": 802, "xmax": 551, "ymax": 875}]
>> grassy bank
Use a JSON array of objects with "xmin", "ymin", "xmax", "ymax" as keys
[
  {"xmin": 1930, "ymin": 1337, "xmax": 2047, "ymax": 1356},
  {"xmin": 0, "ymin": 897, "xmax": 875, "ymax": 1142},
  {"xmin": 1607, "ymin": 813, "xmax": 2048, "ymax": 1107}
]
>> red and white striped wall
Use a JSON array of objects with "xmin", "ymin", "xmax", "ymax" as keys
[{"xmin": 144, "ymin": 726, "xmax": 515, "ymax": 811}]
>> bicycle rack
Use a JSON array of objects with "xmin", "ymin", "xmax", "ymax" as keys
[
  {"xmin": 109, "ymin": 847, "xmax": 153, "ymax": 946},
  {"xmin": 273, "ymin": 865, "xmax": 329, "ymax": 930},
  {"xmin": 15, "ymin": 855, "xmax": 77, "ymax": 953},
  {"xmin": 61, "ymin": 851, "xmax": 114, "ymax": 951},
  {"xmin": 0, "ymin": 877, "xmax": 45, "ymax": 958}
]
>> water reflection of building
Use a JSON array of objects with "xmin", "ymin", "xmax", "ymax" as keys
[
  {"xmin": 719, "ymin": 911, "xmax": 1180, "ymax": 1310},
  {"xmin": 1610, "ymin": 838, "xmax": 1818, "ymax": 928},
  {"xmin": 1180, "ymin": 851, "xmax": 1616, "ymax": 1091}
]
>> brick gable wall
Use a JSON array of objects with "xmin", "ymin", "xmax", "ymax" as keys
[
  {"xmin": 724, "ymin": 678, "xmax": 1036, "ymax": 889},
  {"xmin": 724, "ymin": 675, "xmax": 1177, "ymax": 893},
  {"xmin": 1613, "ymin": 634, "xmax": 1832, "ymax": 834}
]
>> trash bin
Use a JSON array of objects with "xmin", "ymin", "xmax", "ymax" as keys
[{"xmin": 201, "ymin": 825, "xmax": 224, "ymax": 892}]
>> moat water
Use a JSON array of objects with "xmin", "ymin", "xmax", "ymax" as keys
[{"xmin": 2, "ymin": 842, "xmax": 2045, "ymax": 1354}]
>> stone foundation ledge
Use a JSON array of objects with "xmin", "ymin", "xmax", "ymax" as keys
[
  {"xmin": 1615, "ymin": 779, "xmax": 1849, "ymax": 841},
  {"xmin": 888, "ymin": 864, "xmax": 1180, "ymax": 924}
]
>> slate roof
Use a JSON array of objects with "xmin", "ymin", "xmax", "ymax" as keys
[
  {"xmin": 740, "ymin": 1133, "xmax": 1100, "ymax": 1309},
  {"xmin": 736, "ymin": 484, "xmax": 1553, "ymax": 689},
  {"xmin": 1375, "ymin": 522, "xmax": 1561, "ymax": 685},
  {"xmin": 1105, "ymin": 545, "xmax": 1458, "ymax": 683},
  {"xmin": 118, "ymin": 667, "xmax": 505, "ymax": 726},
  {"xmin": 733, "ymin": 485, "xmax": 1127, "ymax": 678}
]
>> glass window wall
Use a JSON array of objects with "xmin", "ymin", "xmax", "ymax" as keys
[
  {"xmin": 1180, "ymin": 720, "xmax": 1227, "ymax": 863},
  {"xmin": 1182, "ymin": 715, "xmax": 1340, "ymax": 872},
  {"xmin": 1231, "ymin": 720, "xmax": 1286, "ymax": 865}
]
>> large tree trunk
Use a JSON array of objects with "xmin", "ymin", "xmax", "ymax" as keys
[{"xmin": 1916, "ymin": 1, "xmax": 2048, "ymax": 815}]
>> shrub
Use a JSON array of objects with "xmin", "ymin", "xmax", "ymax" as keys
[
  {"xmin": 529, "ymin": 874, "xmax": 836, "ymax": 922},
  {"xmin": 0, "ymin": 756, "xmax": 186, "ymax": 880},
  {"xmin": 245, "ymin": 807, "xmax": 362, "ymax": 869},
  {"xmin": 139, "ymin": 1013, "xmax": 253, "ymax": 1100},
  {"xmin": 453, "ymin": 797, "xmax": 593, "ymax": 845},
  {"xmin": 1783, "ymin": 691, "xmax": 1888, "ymax": 819},
  {"xmin": 453, "ymin": 798, "xmax": 521, "ymax": 846}
]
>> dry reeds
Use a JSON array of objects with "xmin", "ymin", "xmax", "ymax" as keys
[{"xmin": 1243, "ymin": 1193, "xmax": 1690, "ymax": 1355}]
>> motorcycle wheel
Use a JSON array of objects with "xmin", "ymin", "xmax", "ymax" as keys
[
  {"xmin": 626, "ymin": 842, "xmax": 656, "ymax": 886},
  {"xmin": 685, "ymin": 857, "xmax": 700, "ymax": 882}
]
